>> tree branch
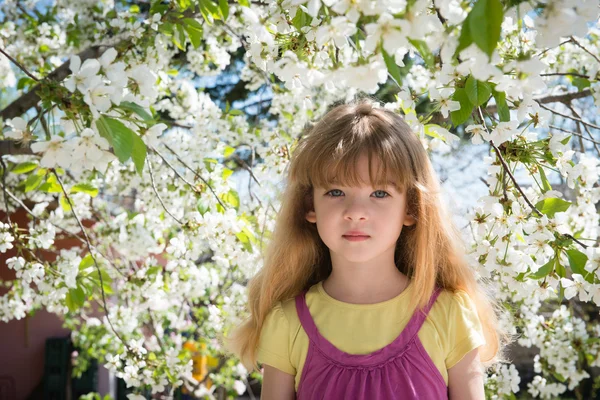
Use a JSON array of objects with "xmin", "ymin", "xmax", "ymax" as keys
[
  {"xmin": 570, "ymin": 36, "xmax": 600, "ymax": 64},
  {"xmin": 0, "ymin": 46, "xmax": 40, "ymax": 82},
  {"xmin": 162, "ymin": 143, "xmax": 228, "ymax": 210},
  {"xmin": 0, "ymin": 45, "xmax": 109, "ymax": 121},
  {"xmin": 50, "ymin": 168, "xmax": 131, "ymax": 350},
  {"xmin": 549, "ymin": 125, "xmax": 600, "ymax": 146},
  {"xmin": 538, "ymin": 103, "xmax": 600, "ymax": 131},
  {"xmin": 146, "ymin": 155, "xmax": 183, "ymax": 225},
  {"xmin": 566, "ymin": 104, "xmax": 600, "ymax": 157}
]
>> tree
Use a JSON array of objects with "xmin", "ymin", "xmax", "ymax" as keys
[{"xmin": 0, "ymin": 0, "xmax": 599, "ymax": 398}]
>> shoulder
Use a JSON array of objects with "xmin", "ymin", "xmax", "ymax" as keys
[
  {"xmin": 433, "ymin": 288, "xmax": 477, "ymax": 313},
  {"xmin": 279, "ymin": 295, "xmax": 303, "ymax": 341},
  {"xmin": 428, "ymin": 288, "xmax": 481, "ymax": 332}
]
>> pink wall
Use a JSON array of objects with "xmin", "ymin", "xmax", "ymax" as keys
[{"xmin": 0, "ymin": 205, "xmax": 79, "ymax": 399}]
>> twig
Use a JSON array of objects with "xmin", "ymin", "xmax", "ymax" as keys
[
  {"xmin": 536, "ymin": 39, "xmax": 572, "ymax": 59},
  {"xmin": 0, "ymin": 47, "xmax": 40, "ymax": 81},
  {"xmin": 0, "ymin": 185, "xmax": 92, "ymax": 243},
  {"xmin": 570, "ymin": 36, "xmax": 600, "ymax": 64},
  {"xmin": 0, "ymin": 157, "xmax": 12, "ymax": 224},
  {"xmin": 540, "ymin": 72, "xmax": 593, "ymax": 79},
  {"xmin": 477, "ymin": 107, "xmax": 590, "ymax": 251},
  {"xmin": 161, "ymin": 144, "xmax": 228, "ymax": 210},
  {"xmin": 566, "ymin": 104, "xmax": 600, "ymax": 157},
  {"xmin": 0, "ymin": 45, "xmax": 110, "ymax": 120},
  {"xmin": 50, "ymin": 169, "xmax": 130, "ymax": 351},
  {"xmin": 477, "ymin": 107, "xmax": 543, "ymax": 217},
  {"xmin": 549, "ymin": 125, "xmax": 600, "ymax": 146},
  {"xmin": 563, "ymin": 234, "xmax": 589, "ymax": 250},
  {"xmin": 146, "ymin": 156, "xmax": 183, "ymax": 225},
  {"xmin": 147, "ymin": 312, "xmax": 165, "ymax": 349},
  {"xmin": 149, "ymin": 146, "xmax": 227, "ymax": 210},
  {"xmin": 538, "ymin": 103, "xmax": 600, "ymax": 131}
]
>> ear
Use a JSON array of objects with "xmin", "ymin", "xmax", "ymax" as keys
[
  {"xmin": 305, "ymin": 189, "xmax": 317, "ymax": 223},
  {"xmin": 403, "ymin": 214, "xmax": 416, "ymax": 227}
]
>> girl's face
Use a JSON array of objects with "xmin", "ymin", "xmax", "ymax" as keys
[{"xmin": 306, "ymin": 153, "xmax": 416, "ymax": 265}]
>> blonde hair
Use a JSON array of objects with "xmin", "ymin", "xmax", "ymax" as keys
[{"xmin": 223, "ymin": 97, "xmax": 511, "ymax": 374}]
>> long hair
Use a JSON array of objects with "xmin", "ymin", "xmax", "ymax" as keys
[{"xmin": 223, "ymin": 97, "xmax": 511, "ymax": 373}]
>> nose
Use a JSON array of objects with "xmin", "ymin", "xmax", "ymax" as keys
[{"xmin": 343, "ymin": 199, "xmax": 368, "ymax": 221}]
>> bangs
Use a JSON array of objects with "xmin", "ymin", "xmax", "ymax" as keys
[
  {"xmin": 292, "ymin": 108, "xmax": 418, "ymax": 192},
  {"xmin": 308, "ymin": 147, "xmax": 408, "ymax": 191}
]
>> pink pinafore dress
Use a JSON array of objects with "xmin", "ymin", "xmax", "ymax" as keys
[{"xmin": 294, "ymin": 286, "xmax": 448, "ymax": 399}]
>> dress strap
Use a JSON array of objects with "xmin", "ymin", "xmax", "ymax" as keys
[
  {"xmin": 295, "ymin": 290, "xmax": 319, "ymax": 340},
  {"xmin": 400, "ymin": 286, "xmax": 443, "ymax": 343},
  {"xmin": 294, "ymin": 286, "xmax": 443, "ymax": 344}
]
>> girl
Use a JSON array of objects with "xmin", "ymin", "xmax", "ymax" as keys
[{"xmin": 224, "ymin": 98, "xmax": 510, "ymax": 399}]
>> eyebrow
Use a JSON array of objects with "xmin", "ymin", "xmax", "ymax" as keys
[{"xmin": 327, "ymin": 181, "xmax": 399, "ymax": 188}]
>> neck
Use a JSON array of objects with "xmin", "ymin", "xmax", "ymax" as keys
[{"xmin": 321, "ymin": 260, "xmax": 410, "ymax": 305}]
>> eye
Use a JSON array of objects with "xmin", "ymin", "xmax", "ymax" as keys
[
  {"xmin": 372, "ymin": 190, "xmax": 390, "ymax": 198},
  {"xmin": 325, "ymin": 189, "xmax": 344, "ymax": 197}
]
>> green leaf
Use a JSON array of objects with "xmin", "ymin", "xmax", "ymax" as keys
[
  {"xmin": 203, "ymin": 157, "xmax": 218, "ymax": 172},
  {"xmin": 12, "ymin": 161, "xmax": 38, "ymax": 174},
  {"xmin": 38, "ymin": 175, "xmax": 62, "ymax": 193},
  {"xmin": 222, "ymin": 189, "xmax": 239, "ymax": 210},
  {"xmin": 469, "ymin": 0, "xmax": 503, "ymax": 58},
  {"xmin": 236, "ymin": 231, "xmax": 253, "ymax": 252},
  {"xmin": 218, "ymin": 0, "xmax": 229, "ymax": 20},
  {"xmin": 424, "ymin": 124, "xmax": 446, "ymax": 141},
  {"xmin": 96, "ymin": 117, "xmax": 135, "ymax": 164},
  {"xmin": 224, "ymin": 146, "xmax": 236, "ymax": 157},
  {"xmin": 147, "ymin": 266, "xmax": 163, "ymax": 276},
  {"xmin": 66, "ymin": 286, "xmax": 86, "ymax": 312},
  {"xmin": 222, "ymin": 168, "xmax": 233, "ymax": 180},
  {"xmin": 291, "ymin": 8, "xmax": 309, "ymax": 30},
  {"xmin": 173, "ymin": 24, "xmax": 187, "ymax": 50},
  {"xmin": 381, "ymin": 46, "xmax": 403, "ymax": 86},
  {"xmin": 408, "ymin": 38, "xmax": 434, "ymax": 68},
  {"xmin": 538, "ymin": 167, "xmax": 552, "ymax": 194},
  {"xmin": 534, "ymin": 197, "xmax": 571, "ymax": 218},
  {"xmin": 556, "ymin": 261, "xmax": 566, "ymax": 278},
  {"xmin": 450, "ymin": 88, "xmax": 474, "ymax": 126},
  {"xmin": 199, "ymin": 0, "xmax": 219, "ymax": 23},
  {"xmin": 59, "ymin": 193, "xmax": 72, "ymax": 211},
  {"xmin": 131, "ymin": 133, "xmax": 147, "ymax": 176},
  {"xmin": 237, "ymin": 0, "xmax": 250, "ymax": 6},
  {"xmin": 465, "ymin": 76, "xmax": 492, "ymax": 106},
  {"xmin": 150, "ymin": 2, "xmax": 169, "ymax": 15},
  {"xmin": 158, "ymin": 22, "xmax": 174, "ymax": 36},
  {"xmin": 492, "ymin": 89, "xmax": 510, "ymax": 122},
  {"xmin": 120, "ymin": 101, "xmax": 154, "ymax": 123},
  {"xmin": 566, "ymin": 248, "xmax": 592, "ymax": 282},
  {"xmin": 455, "ymin": 12, "xmax": 473, "ymax": 56},
  {"xmin": 567, "ymin": 70, "xmax": 591, "ymax": 91},
  {"xmin": 79, "ymin": 254, "xmax": 95, "ymax": 271},
  {"xmin": 24, "ymin": 173, "xmax": 44, "ymax": 192},
  {"xmin": 552, "ymin": 371, "xmax": 566, "ymax": 382},
  {"xmin": 530, "ymin": 256, "xmax": 555, "ymax": 279},
  {"xmin": 71, "ymin": 183, "xmax": 99, "ymax": 197},
  {"xmin": 197, "ymin": 201, "xmax": 209, "ymax": 216},
  {"xmin": 183, "ymin": 18, "xmax": 203, "ymax": 48}
]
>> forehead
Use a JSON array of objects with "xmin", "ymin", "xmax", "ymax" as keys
[{"xmin": 322, "ymin": 156, "xmax": 400, "ymax": 188}]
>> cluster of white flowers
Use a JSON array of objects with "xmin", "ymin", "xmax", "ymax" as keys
[
  {"xmin": 0, "ymin": 222, "xmax": 15, "ymax": 253},
  {"xmin": 2, "ymin": 0, "xmax": 600, "ymax": 397}
]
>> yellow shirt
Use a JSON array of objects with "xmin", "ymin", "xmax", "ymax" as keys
[{"xmin": 257, "ymin": 280, "xmax": 486, "ymax": 392}]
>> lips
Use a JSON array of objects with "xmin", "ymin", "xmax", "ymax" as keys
[
  {"xmin": 342, "ymin": 230, "xmax": 370, "ymax": 241},
  {"xmin": 343, "ymin": 230, "xmax": 370, "ymax": 237}
]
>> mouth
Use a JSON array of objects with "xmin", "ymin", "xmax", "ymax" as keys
[{"xmin": 342, "ymin": 235, "xmax": 370, "ymax": 241}]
